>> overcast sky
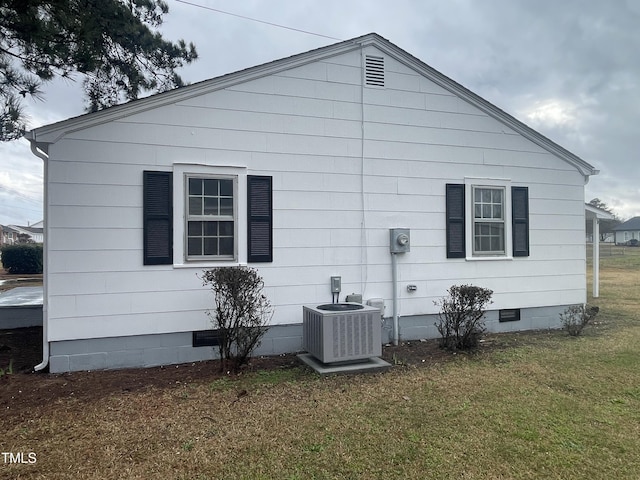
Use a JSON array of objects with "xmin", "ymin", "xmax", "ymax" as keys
[{"xmin": 2, "ymin": 0, "xmax": 639, "ymax": 226}]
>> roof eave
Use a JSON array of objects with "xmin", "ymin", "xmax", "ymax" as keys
[
  {"xmin": 26, "ymin": 35, "xmax": 373, "ymax": 145},
  {"xmin": 585, "ymin": 204, "xmax": 615, "ymax": 220}
]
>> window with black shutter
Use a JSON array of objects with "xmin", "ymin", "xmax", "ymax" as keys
[
  {"xmin": 512, "ymin": 186, "xmax": 530, "ymax": 257},
  {"xmin": 143, "ymin": 171, "xmax": 173, "ymax": 265},
  {"xmin": 446, "ymin": 183, "xmax": 465, "ymax": 258},
  {"xmin": 446, "ymin": 182, "xmax": 530, "ymax": 259},
  {"xmin": 247, "ymin": 175, "xmax": 273, "ymax": 263}
]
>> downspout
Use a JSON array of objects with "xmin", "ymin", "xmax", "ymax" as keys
[{"xmin": 29, "ymin": 139, "xmax": 49, "ymax": 372}]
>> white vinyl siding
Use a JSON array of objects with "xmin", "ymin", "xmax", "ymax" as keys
[{"xmin": 42, "ymin": 44, "xmax": 588, "ymax": 343}]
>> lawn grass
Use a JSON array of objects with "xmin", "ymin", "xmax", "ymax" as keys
[{"xmin": 3, "ymin": 252, "xmax": 640, "ymax": 479}]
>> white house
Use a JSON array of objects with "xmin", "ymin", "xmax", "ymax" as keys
[
  {"xmin": 9, "ymin": 224, "xmax": 44, "ymax": 243},
  {"xmin": 25, "ymin": 33, "xmax": 599, "ymax": 373},
  {"xmin": 0, "ymin": 225, "xmax": 19, "ymax": 245},
  {"xmin": 613, "ymin": 217, "xmax": 640, "ymax": 245}
]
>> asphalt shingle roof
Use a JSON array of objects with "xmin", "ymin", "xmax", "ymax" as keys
[{"xmin": 613, "ymin": 216, "xmax": 640, "ymax": 231}]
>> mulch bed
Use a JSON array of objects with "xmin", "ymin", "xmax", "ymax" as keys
[{"xmin": 0, "ymin": 324, "xmax": 509, "ymax": 421}]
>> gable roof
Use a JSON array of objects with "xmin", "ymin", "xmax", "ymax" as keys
[
  {"xmin": 10, "ymin": 225, "xmax": 43, "ymax": 235},
  {"xmin": 613, "ymin": 216, "xmax": 640, "ymax": 231},
  {"xmin": 0, "ymin": 225, "xmax": 19, "ymax": 234},
  {"xmin": 26, "ymin": 33, "xmax": 598, "ymax": 177}
]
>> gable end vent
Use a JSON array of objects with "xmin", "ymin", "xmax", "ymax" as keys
[{"xmin": 365, "ymin": 55, "xmax": 385, "ymax": 87}]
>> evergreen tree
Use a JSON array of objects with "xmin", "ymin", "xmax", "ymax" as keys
[{"xmin": 0, "ymin": 0, "xmax": 197, "ymax": 140}]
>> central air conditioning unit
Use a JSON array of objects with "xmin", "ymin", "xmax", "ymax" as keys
[{"xmin": 303, "ymin": 303, "xmax": 382, "ymax": 364}]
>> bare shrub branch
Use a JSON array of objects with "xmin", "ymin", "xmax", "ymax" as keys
[
  {"xmin": 201, "ymin": 267, "xmax": 273, "ymax": 372},
  {"xmin": 434, "ymin": 285, "xmax": 493, "ymax": 351},
  {"xmin": 560, "ymin": 304, "xmax": 599, "ymax": 336}
]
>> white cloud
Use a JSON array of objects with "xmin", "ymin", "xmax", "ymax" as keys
[{"xmin": 524, "ymin": 100, "xmax": 577, "ymax": 129}]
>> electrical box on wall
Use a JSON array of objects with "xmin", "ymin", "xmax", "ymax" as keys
[
  {"xmin": 390, "ymin": 228, "xmax": 410, "ymax": 253},
  {"xmin": 331, "ymin": 276, "xmax": 341, "ymax": 293}
]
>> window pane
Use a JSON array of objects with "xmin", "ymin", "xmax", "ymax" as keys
[
  {"xmin": 492, "ymin": 189, "xmax": 503, "ymax": 203},
  {"xmin": 188, "ymin": 178, "xmax": 202, "ymax": 195},
  {"xmin": 204, "ymin": 179, "xmax": 218, "ymax": 196},
  {"xmin": 203, "ymin": 238, "xmax": 218, "ymax": 256},
  {"xmin": 220, "ymin": 179, "xmax": 233, "ymax": 197},
  {"xmin": 188, "ymin": 238, "xmax": 202, "ymax": 256},
  {"xmin": 219, "ymin": 221, "xmax": 234, "ymax": 236},
  {"xmin": 494, "ymin": 204, "xmax": 502, "ymax": 219},
  {"xmin": 203, "ymin": 221, "xmax": 218, "ymax": 236},
  {"xmin": 219, "ymin": 237, "xmax": 234, "ymax": 255},
  {"xmin": 203, "ymin": 197, "xmax": 218, "ymax": 216},
  {"xmin": 474, "ymin": 188, "xmax": 482, "ymax": 202},
  {"xmin": 482, "ymin": 204, "xmax": 491, "ymax": 218},
  {"xmin": 187, "ymin": 221, "xmax": 202, "ymax": 236},
  {"xmin": 220, "ymin": 198, "xmax": 233, "ymax": 216},
  {"xmin": 474, "ymin": 204, "xmax": 481, "ymax": 218},
  {"xmin": 189, "ymin": 197, "xmax": 202, "ymax": 215},
  {"xmin": 481, "ymin": 189, "xmax": 491, "ymax": 202}
]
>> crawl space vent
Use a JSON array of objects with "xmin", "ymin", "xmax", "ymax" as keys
[{"xmin": 365, "ymin": 55, "xmax": 385, "ymax": 87}]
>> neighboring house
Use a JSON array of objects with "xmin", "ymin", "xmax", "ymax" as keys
[
  {"xmin": 613, "ymin": 217, "xmax": 640, "ymax": 245},
  {"xmin": 9, "ymin": 224, "xmax": 44, "ymax": 244},
  {"xmin": 25, "ymin": 33, "xmax": 599, "ymax": 373},
  {"xmin": 0, "ymin": 225, "xmax": 19, "ymax": 245}
]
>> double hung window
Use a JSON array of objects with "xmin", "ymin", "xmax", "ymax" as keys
[
  {"xmin": 186, "ymin": 176, "xmax": 236, "ymax": 260},
  {"xmin": 446, "ymin": 182, "xmax": 529, "ymax": 259},
  {"xmin": 143, "ymin": 170, "xmax": 272, "ymax": 266},
  {"xmin": 473, "ymin": 187, "xmax": 505, "ymax": 255}
]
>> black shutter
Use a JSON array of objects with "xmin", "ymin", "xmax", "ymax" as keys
[
  {"xmin": 512, "ymin": 186, "xmax": 529, "ymax": 257},
  {"xmin": 247, "ymin": 175, "xmax": 273, "ymax": 263},
  {"xmin": 446, "ymin": 184, "xmax": 465, "ymax": 258},
  {"xmin": 143, "ymin": 171, "xmax": 173, "ymax": 265}
]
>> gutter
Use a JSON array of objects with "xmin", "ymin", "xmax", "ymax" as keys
[{"xmin": 28, "ymin": 137, "xmax": 49, "ymax": 372}]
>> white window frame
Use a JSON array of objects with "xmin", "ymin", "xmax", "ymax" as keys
[
  {"xmin": 172, "ymin": 164, "xmax": 247, "ymax": 268},
  {"xmin": 465, "ymin": 178, "xmax": 513, "ymax": 261},
  {"xmin": 185, "ymin": 174, "xmax": 237, "ymax": 261}
]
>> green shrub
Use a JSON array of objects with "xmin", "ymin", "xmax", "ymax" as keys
[
  {"xmin": 560, "ymin": 304, "xmax": 599, "ymax": 336},
  {"xmin": 435, "ymin": 284, "xmax": 493, "ymax": 351},
  {"xmin": 201, "ymin": 266, "xmax": 273, "ymax": 372},
  {"xmin": 0, "ymin": 244, "xmax": 43, "ymax": 274}
]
